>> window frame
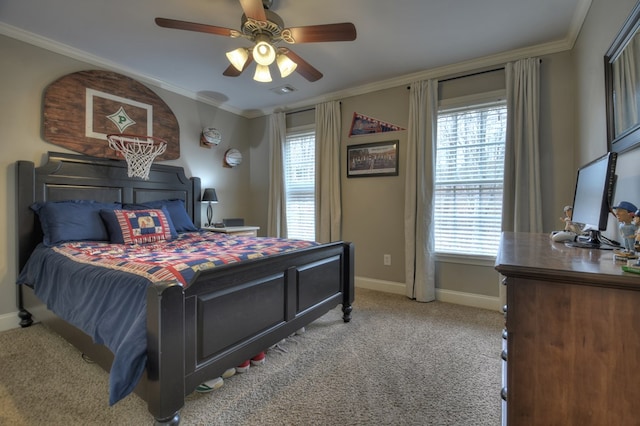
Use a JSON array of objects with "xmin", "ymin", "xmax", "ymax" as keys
[
  {"xmin": 283, "ymin": 124, "xmax": 316, "ymax": 241},
  {"xmin": 434, "ymin": 90, "xmax": 507, "ymax": 261}
]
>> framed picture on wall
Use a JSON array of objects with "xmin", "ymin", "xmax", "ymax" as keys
[{"xmin": 347, "ymin": 140, "xmax": 399, "ymax": 178}]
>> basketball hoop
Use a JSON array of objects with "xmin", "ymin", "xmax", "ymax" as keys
[{"xmin": 107, "ymin": 134, "xmax": 167, "ymax": 180}]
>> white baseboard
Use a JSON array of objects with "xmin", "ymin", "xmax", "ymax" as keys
[
  {"xmin": 0, "ymin": 278, "xmax": 501, "ymax": 333},
  {"xmin": 355, "ymin": 276, "xmax": 406, "ymax": 295},
  {"xmin": 435, "ymin": 288, "xmax": 502, "ymax": 312},
  {"xmin": 0, "ymin": 311, "xmax": 20, "ymax": 332},
  {"xmin": 355, "ymin": 276, "xmax": 502, "ymax": 312}
]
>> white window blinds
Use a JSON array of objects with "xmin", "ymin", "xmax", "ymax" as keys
[
  {"xmin": 434, "ymin": 100, "xmax": 507, "ymax": 256},
  {"xmin": 284, "ymin": 129, "xmax": 316, "ymax": 241}
]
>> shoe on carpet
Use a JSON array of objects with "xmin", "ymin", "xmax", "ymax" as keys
[
  {"xmin": 269, "ymin": 338, "xmax": 287, "ymax": 349},
  {"xmin": 251, "ymin": 351, "xmax": 266, "ymax": 366},
  {"xmin": 196, "ymin": 377, "xmax": 224, "ymax": 393},
  {"xmin": 236, "ymin": 359, "xmax": 250, "ymax": 373},
  {"xmin": 289, "ymin": 327, "xmax": 305, "ymax": 337},
  {"xmin": 222, "ymin": 367, "xmax": 236, "ymax": 379}
]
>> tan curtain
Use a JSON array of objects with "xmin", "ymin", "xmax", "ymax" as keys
[
  {"xmin": 267, "ymin": 112, "xmax": 287, "ymax": 237},
  {"xmin": 404, "ymin": 80, "xmax": 437, "ymax": 302},
  {"xmin": 503, "ymin": 58, "xmax": 542, "ymax": 233},
  {"xmin": 314, "ymin": 101, "xmax": 342, "ymax": 243}
]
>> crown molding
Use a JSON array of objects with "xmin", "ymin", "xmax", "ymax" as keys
[
  {"xmin": 259, "ymin": 0, "xmax": 593, "ymax": 118},
  {"xmin": 266, "ymin": 32, "xmax": 581, "ymax": 118},
  {"xmin": 0, "ymin": 22, "xmax": 246, "ymax": 117},
  {"xmin": 2, "ymin": 0, "xmax": 591, "ymax": 120}
]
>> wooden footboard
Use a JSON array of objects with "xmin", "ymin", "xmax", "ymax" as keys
[
  {"xmin": 18, "ymin": 241, "xmax": 354, "ymax": 425},
  {"xmin": 142, "ymin": 241, "xmax": 354, "ymax": 424}
]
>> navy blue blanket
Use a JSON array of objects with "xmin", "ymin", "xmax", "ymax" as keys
[{"xmin": 17, "ymin": 243, "xmax": 150, "ymax": 405}]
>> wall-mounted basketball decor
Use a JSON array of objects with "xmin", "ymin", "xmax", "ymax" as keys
[
  {"xmin": 200, "ymin": 127, "xmax": 222, "ymax": 148},
  {"xmin": 43, "ymin": 70, "xmax": 180, "ymax": 160},
  {"xmin": 224, "ymin": 148, "xmax": 243, "ymax": 167}
]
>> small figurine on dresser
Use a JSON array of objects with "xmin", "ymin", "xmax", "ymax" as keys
[
  {"xmin": 550, "ymin": 205, "xmax": 582, "ymax": 242},
  {"xmin": 613, "ymin": 201, "xmax": 638, "ymax": 254}
]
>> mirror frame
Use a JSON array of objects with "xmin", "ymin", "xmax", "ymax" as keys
[{"xmin": 605, "ymin": 1, "xmax": 640, "ymax": 153}]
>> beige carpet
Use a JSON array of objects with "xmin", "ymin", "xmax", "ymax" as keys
[{"xmin": 0, "ymin": 289, "xmax": 503, "ymax": 425}]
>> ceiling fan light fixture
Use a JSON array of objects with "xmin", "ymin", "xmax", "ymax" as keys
[
  {"xmin": 226, "ymin": 47, "xmax": 249, "ymax": 71},
  {"xmin": 276, "ymin": 54, "xmax": 297, "ymax": 78},
  {"xmin": 253, "ymin": 35, "xmax": 276, "ymax": 66},
  {"xmin": 253, "ymin": 64, "xmax": 272, "ymax": 82}
]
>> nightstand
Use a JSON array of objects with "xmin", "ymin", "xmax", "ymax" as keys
[{"xmin": 203, "ymin": 226, "xmax": 260, "ymax": 237}]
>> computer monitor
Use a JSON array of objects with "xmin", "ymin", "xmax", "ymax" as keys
[{"xmin": 566, "ymin": 152, "xmax": 617, "ymax": 249}]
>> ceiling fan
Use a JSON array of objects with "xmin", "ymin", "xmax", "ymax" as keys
[{"xmin": 155, "ymin": 0, "xmax": 357, "ymax": 83}]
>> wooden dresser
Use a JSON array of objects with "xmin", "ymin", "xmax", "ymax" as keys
[{"xmin": 495, "ymin": 232, "xmax": 640, "ymax": 426}]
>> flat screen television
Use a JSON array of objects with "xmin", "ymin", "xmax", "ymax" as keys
[{"xmin": 566, "ymin": 151, "xmax": 617, "ymax": 249}]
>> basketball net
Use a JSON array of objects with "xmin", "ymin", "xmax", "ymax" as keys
[{"xmin": 107, "ymin": 134, "xmax": 167, "ymax": 180}]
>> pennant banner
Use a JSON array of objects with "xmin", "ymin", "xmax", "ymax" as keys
[{"xmin": 349, "ymin": 112, "xmax": 405, "ymax": 137}]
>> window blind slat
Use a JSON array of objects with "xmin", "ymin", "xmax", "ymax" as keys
[
  {"xmin": 435, "ymin": 101, "xmax": 507, "ymax": 257},
  {"xmin": 284, "ymin": 130, "xmax": 316, "ymax": 241}
]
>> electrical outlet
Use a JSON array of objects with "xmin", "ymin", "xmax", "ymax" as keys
[{"xmin": 383, "ymin": 254, "xmax": 391, "ymax": 266}]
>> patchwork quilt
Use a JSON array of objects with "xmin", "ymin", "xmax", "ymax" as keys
[{"xmin": 52, "ymin": 231, "xmax": 318, "ymax": 287}]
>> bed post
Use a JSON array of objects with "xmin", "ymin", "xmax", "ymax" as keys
[
  {"xmin": 190, "ymin": 177, "xmax": 201, "ymax": 228},
  {"xmin": 342, "ymin": 242, "xmax": 355, "ymax": 323},
  {"xmin": 16, "ymin": 160, "xmax": 38, "ymax": 327},
  {"xmin": 146, "ymin": 282, "xmax": 185, "ymax": 425}
]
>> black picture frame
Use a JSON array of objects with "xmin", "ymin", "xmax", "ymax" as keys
[
  {"xmin": 605, "ymin": 1, "xmax": 640, "ymax": 154},
  {"xmin": 347, "ymin": 140, "xmax": 399, "ymax": 178}
]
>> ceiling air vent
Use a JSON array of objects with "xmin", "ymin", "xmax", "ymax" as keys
[{"xmin": 271, "ymin": 85, "xmax": 297, "ymax": 95}]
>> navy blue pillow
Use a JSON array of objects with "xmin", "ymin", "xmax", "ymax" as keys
[
  {"xmin": 124, "ymin": 199, "xmax": 197, "ymax": 233},
  {"xmin": 31, "ymin": 200, "xmax": 122, "ymax": 246}
]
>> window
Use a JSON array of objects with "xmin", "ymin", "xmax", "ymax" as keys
[
  {"xmin": 283, "ymin": 128, "xmax": 315, "ymax": 240},
  {"xmin": 434, "ymin": 98, "xmax": 507, "ymax": 257}
]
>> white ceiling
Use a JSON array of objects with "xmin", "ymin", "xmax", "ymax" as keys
[{"xmin": 0, "ymin": 0, "xmax": 591, "ymax": 117}]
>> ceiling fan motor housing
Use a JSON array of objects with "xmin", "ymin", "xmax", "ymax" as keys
[{"xmin": 241, "ymin": 10, "xmax": 284, "ymax": 39}]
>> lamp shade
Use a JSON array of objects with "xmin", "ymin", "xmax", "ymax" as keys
[
  {"xmin": 202, "ymin": 188, "xmax": 218, "ymax": 203},
  {"xmin": 252, "ymin": 35, "xmax": 276, "ymax": 66},
  {"xmin": 253, "ymin": 64, "xmax": 272, "ymax": 82},
  {"xmin": 277, "ymin": 53, "xmax": 297, "ymax": 78},
  {"xmin": 226, "ymin": 48, "xmax": 249, "ymax": 71}
]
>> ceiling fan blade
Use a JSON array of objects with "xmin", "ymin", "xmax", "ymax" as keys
[
  {"xmin": 238, "ymin": 0, "xmax": 267, "ymax": 21},
  {"xmin": 223, "ymin": 56, "xmax": 254, "ymax": 77},
  {"xmin": 282, "ymin": 49, "xmax": 323, "ymax": 82},
  {"xmin": 284, "ymin": 23, "xmax": 356, "ymax": 43},
  {"xmin": 155, "ymin": 17, "xmax": 238, "ymax": 37}
]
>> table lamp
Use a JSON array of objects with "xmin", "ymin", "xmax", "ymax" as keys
[{"xmin": 202, "ymin": 188, "xmax": 218, "ymax": 227}]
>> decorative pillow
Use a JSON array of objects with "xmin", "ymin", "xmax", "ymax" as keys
[
  {"xmin": 30, "ymin": 200, "xmax": 122, "ymax": 246},
  {"xmin": 124, "ymin": 199, "xmax": 198, "ymax": 232},
  {"xmin": 100, "ymin": 208, "xmax": 176, "ymax": 244}
]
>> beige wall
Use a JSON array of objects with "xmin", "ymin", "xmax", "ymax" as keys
[
  {"xmin": 4, "ymin": 0, "xmax": 639, "ymax": 327},
  {"xmin": 0, "ymin": 35, "xmax": 252, "ymax": 328},
  {"xmin": 574, "ymin": 0, "xmax": 640, "ymax": 242},
  {"xmin": 341, "ymin": 86, "xmax": 409, "ymax": 282}
]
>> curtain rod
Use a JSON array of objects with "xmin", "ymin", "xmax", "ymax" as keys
[
  {"xmin": 284, "ymin": 101, "xmax": 342, "ymax": 115},
  {"xmin": 406, "ymin": 59, "xmax": 542, "ymax": 89},
  {"xmin": 406, "ymin": 67, "xmax": 504, "ymax": 89},
  {"xmin": 286, "ymin": 107, "xmax": 315, "ymax": 115},
  {"xmin": 439, "ymin": 66, "xmax": 505, "ymax": 83}
]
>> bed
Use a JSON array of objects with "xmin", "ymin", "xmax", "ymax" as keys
[{"xmin": 15, "ymin": 151, "xmax": 354, "ymax": 425}]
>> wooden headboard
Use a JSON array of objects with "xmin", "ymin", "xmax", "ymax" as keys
[{"xmin": 17, "ymin": 151, "xmax": 201, "ymax": 271}]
